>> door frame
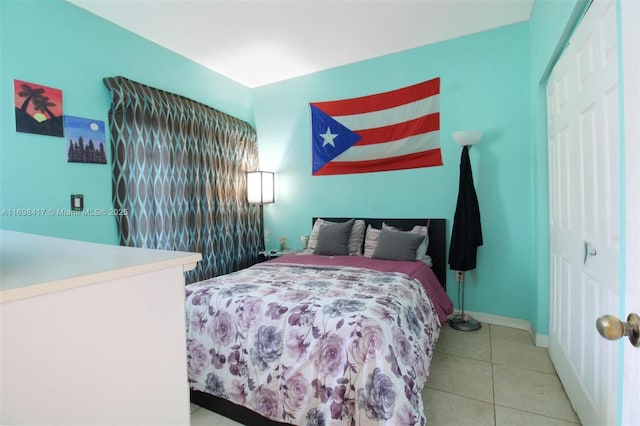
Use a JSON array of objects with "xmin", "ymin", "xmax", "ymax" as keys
[{"xmin": 620, "ymin": 0, "xmax": 639, "ymax": 424}]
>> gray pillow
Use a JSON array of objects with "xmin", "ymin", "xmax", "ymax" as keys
[
  {"xmin": 372, "ymin": 228, "xmax": 424, "ymax": 261},
  {"xmin": 314, "ymin": 219, "xmax": 355, "ymax": 256}
]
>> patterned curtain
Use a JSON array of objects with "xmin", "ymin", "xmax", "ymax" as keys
[{"xmin": 103, "ymin": 76, "xmax": 261, "ymax": 283}]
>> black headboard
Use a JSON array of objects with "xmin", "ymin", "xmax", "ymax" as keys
[{"xmin": 312, "ymin": 218, "xmax": 446, "ymax": 288}]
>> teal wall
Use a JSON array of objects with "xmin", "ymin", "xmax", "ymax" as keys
[
  {"xmin": 0, "ymin": 0, "xmax": 253, "ymax": 244},
  {"xmin": 0, "ymin": 0, "xmax": 591, "ymax": 334},
  {"xmin": 253, "ymin": 23, "xmax": 538, "ymax": 325}
]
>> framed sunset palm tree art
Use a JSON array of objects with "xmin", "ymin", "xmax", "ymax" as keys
[{"xmin": 14, "ymin": 79, "xmax": 64, "ymax": 137}]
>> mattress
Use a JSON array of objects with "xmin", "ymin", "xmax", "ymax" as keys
[{"xmin": 185, "ymin": 254, "xmax": 452, "ymax": 425}]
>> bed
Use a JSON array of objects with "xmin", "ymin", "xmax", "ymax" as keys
[{"xmin": 187, "ymin": 218, "xmax": 453, "ymax": 425}]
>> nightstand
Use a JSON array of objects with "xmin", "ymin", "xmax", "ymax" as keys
[{"xmin": 258, "ymin": 250, "xmax": 288, "ymax": 262}]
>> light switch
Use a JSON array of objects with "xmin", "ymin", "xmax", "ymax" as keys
[{"xmin": 71, "ymin": 194, "xmax": 84, "ymax": 211}]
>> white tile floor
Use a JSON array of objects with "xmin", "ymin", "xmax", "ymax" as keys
[
  {"xmin": 191, "ymin": 403, "xmax": 241, "ymax": 426},
  {"xmin": 191, "ymin": 323, "xmax": 581, "ymax": 425},
  {"xmin": 424, "ymin": 323, "xmax": 580, "ymax": 425}
]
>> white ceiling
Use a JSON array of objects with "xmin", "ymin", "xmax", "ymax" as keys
[{"xmin": 68, "ymin": 0, "xmax": 534, "ymax": 88}]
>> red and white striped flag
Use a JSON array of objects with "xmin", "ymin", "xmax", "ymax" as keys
[{"xmin": 310, "ymin": 77, "xmax": 442, "ymax": 175}]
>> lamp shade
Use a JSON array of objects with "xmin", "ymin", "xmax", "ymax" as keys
[
  {"xmin": 452, "ymin": 130, "xmax": 483, "ymax": 146},
  {"xmin": 247, "ymin": 171, "xmax": 274, "ymax": 204}
]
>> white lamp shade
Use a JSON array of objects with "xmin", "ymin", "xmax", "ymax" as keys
[
  {"xmin": 247, "ymin": 171, "xmax": 274, "ymax": 204},
  {"xmin": 452, "ymin": 130, "xmax": 483, "ymax": 146}
]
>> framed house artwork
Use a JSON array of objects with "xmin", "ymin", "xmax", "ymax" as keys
[
  {"xmin": 64, "ymin": 115, "xmax": 107, "ymax": 164},
  {"xmin": 14, "ymin": 79, "xmax": 64, "ymax": 137}
]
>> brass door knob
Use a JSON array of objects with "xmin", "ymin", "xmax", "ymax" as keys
[{"xmin": 596, "ymin": 313, "xmax": 640, "ymax": 347}]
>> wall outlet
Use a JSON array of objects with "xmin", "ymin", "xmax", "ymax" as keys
[{"xmin": 264, "ymin": 230, "xmax": 271, "ymax": 244}]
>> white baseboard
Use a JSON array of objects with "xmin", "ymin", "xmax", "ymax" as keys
[
  {"xmin": 535, "ymin": 333, "xmax": 550, "ymax": 348},
  {"xmin": 449, "ymin": 310, "xmax": 550, "ymax": 348}
]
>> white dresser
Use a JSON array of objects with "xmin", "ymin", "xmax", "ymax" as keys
[{"xmin": 0, "ymin": 230, "xmax": 201, "ymax": 425}]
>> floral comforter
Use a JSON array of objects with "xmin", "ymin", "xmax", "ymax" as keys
[{"xmin": 185, "ymin": 255, "xmax": 452, "ymax": 425}]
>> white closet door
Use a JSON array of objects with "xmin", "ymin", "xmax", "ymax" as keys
[{"xmin": 547, "ymin": 1, "xmax": 621, "ymax": 424}]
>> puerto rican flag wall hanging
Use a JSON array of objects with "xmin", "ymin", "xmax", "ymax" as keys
[{"xmin": 310, "ymin": 77, "xmax": 442, "ymax": 176}]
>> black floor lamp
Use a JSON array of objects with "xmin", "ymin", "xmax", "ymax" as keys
[
  {"xmin": 450, "ymin": 270, "xmax": 481, "ymax": 331},
  {"xmin": 449, "ymin": 130, "xmax": 483, "ymax": 332},
  {"xmin": 247, "ymin": 171, "xmax": 275, "ymax": 251}
]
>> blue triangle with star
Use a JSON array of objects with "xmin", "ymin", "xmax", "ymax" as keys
[{"xmin": 310, "ymin": 105, "xmax": 361, "ymax": 174}]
